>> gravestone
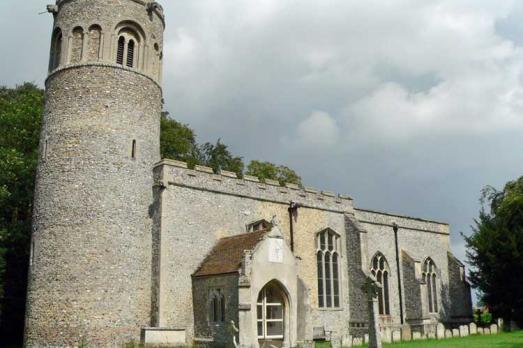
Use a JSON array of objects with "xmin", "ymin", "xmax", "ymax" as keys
[
  {"xmin": 412, "ymin": 332, "xmax": 422, "ymax": 340},
  {"xmin": 352, "ymin": 337, "xmax": 363, "ymax": 346},
  {"xmin": 452, "ymin": 329, "xmax": 459, "ymax": 337},
  {"xmin": 364, "ymin": 334, "xmax": 369, "ymax": 344},
  {"xmin": 381, "ymin": 328, "xmax": 391, "ymax": 343},
  {"xmin": 392, "ymin": 331, "xmax": 401, "ymax": 342},
  {"xmin": 484, "ymin": 327, "xmax": 491, "ymax": 335},
  {"xmin": 401, "ymin": 325, "xmax": 412, "ymax": 341},
  {"xmin": 342, "ymin": 334, "xmax": 353, "ymax": 347},
  {"xmin": 331, "ymin": 337, "xmax": 341, "ymax": 348},
  {"xmin": 459, "ymin": 325, "xmax": 469, "ymax": 337},
  {"xmin": 436, "ymin": 323, "xmax": 445, "ymax": 339},
  {"xmin": 477, "ymin": 327, "xmax": 484, "ymax": 335},
  {"xmin": 445, "ymin": 329, "xmax": 452, "ymax": 338},
  {"xmin": 490, "ymin": 324, "xmax": 498, "ymax": 334},
  {"xmin": 497, "ymin": 318, "xmax": 504, "ymax": 331},
  {"xmin": 427, "ymin": 331, "xmax": 436, "ymax": 339},
  {"xmin": 469, "ymin": 322, "xmax": 477, "ymax": 335}
]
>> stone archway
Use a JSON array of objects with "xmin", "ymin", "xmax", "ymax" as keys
[{"xmin": 256, "ymin": 281, "xmax": 289, "ymax": 348}]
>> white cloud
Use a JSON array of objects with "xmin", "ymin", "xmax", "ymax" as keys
[{"xmin": 295, "ymin": 111, "xmax": 340, "ymax": 148}]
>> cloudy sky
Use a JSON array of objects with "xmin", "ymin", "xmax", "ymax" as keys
[{"xmin": 2, "ymin": 1, "xmax": 523, "ymax": 283}]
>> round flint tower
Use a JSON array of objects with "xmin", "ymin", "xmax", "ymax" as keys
[{"xmin": 25, "ymin": 0, "xmax": 165, "ymax": 346}]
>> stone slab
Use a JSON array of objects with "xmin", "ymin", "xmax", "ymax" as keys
[{"xmin": 392, "ymin": 330, "xmax": 401, "ymax": 342}]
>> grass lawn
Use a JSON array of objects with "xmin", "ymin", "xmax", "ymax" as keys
[{"xmin": 316, "ymin": 331, "xmax": 523, "ymax": 348}]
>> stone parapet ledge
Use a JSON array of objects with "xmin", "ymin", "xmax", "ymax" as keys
[
  {"xmin": 154, "ymin": 159, "xmax": 353, "ymax": 213},
  {"xmin": 355, "ymin": 208, "xmax": 450, "ymax": 235}
]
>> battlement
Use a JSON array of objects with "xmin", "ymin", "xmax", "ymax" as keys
[{"xmin": 154, "ymin": 159, "xmax": 354, "ymax": 213}]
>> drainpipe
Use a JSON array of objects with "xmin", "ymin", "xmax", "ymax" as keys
[
  {"xmin": 288, "ymin": 201, "xmax": 300, "ymax": 252},
  {"xmin": 393, "ymin": 222, "xmax": 405, "ymax": 325}
]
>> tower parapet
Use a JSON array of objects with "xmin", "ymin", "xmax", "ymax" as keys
[{"xmin": 24, "ymin": 1, "xmax": 164, "ymax": 346}]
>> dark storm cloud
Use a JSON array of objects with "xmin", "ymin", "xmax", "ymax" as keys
[{"xmin": 2, "ymin": 1, "xmax": 523, "ymax": 290}]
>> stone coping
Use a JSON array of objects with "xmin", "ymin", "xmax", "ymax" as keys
[
  {"xmin": 55, "ymin": 0, "xmax": 166, "ymax": 26},
  {"xmin": 154, "ymin": 159, "xmax": 354, "ymax": 213},
  {"xmin": 355, "ymin": 207, "xmax": 449, "ymax": 226}
]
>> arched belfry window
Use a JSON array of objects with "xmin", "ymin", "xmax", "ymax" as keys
[
  {"xmin": 423, "ymin": 258, "xmax": 438, "ymax": 313},
  {"xmin": 316, "ymin": 228, "xmax": 341, "ymax": 308},
  {"xmin": 370, "ymin": 253, "xmax": 391, "ymax": 315},
  {"xmin": 71, "ymin": 27, "xmax": 84, "ymax": 63},
  {"xmin": 49, "ymin": 28, "xmax": 63, "ymax": 71},
  {"xmin": 117, "ymin": 36, "xmax": 125, "ymax": 65},
  {"xmin": 114, "ymin": 22, "xmax": 144, "ymax": 69}
]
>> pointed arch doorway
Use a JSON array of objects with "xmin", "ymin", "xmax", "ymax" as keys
[{"xmin": 256, "ymin": 281, "xmax": 289, "ymax": 348}]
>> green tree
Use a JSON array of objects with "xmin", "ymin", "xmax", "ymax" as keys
[
  {"xmin": 160, "ymin": 112, "xmax": 200, "ymax": 168},
  {"xmin": 246, "ymin": 160, "xmax": 302, "ymax": 187},
  {"xmin": 199, "ymin": 139, "xmax": 244, "ymax": 177},
  {"xmin": 0, "ymin": 83, "xmax": 44, "ymax": 343},
  {"xmin": 464, "ymin": 176, "xmax": 523, "ymax": 328}
]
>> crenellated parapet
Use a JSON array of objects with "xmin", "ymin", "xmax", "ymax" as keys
[{"xmin": 154, "ymin": 159, "xmax": 354, "ymax": 213}]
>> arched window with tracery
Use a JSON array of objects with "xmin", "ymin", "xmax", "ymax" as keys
[
  {"xmin": 88, "ymin": 25, "xmax": 102, "ymax": 60},
  {"xmin": 49, "ymin": 28, "xmax": 63, "ymax": 71},
  {"xmin": 370, "ymin": 252, "xmax": 391, "ymax": 315},
  {"xmin": 316, "ymin": 228, "xmax": 341, "ymax": 308},
  {"xmin": 423, "ymin": 258, "xmax": 438, "ymax": 313},
  {"xmin": 209, "ymin": 288, "xmax": 225, "ymax": 323},
  {"xmin": 71, "ymin": 27, "xmax": 84, "ymax": 63},
  {"xmin": 114, "ymin": 22, "xmax": 143, "ymax": 69}
]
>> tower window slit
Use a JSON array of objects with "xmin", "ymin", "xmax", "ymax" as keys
[
  {"xmin": 117, "ymin": 36, "xmax": 125, "ymax": 65},
  {"xmin": 131, "ymin": 140, "xmax": 136, "ymax": 159}
]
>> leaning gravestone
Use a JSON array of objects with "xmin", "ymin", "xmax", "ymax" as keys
[
  {"xmin": 469, "ymin": 322, "xmax": 477, "ymax": 335},
  {"xmin": 490, "ymin": 324, "xmax": 498, "ymax": 334},
  {"xmin": 436, "ymin": 323, "xmax": 445, "ymax": 339}
]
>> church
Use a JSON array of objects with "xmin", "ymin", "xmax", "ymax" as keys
[{"xmin": 24, "ymin": 1, "xmax": 473, "ymax": 347}]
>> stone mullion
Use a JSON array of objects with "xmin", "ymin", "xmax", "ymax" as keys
[{"xmin": 322, "ymin": 251, "xmax": 327, "ymax": 308}]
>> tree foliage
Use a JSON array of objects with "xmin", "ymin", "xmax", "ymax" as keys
[
  {"xmin": 0, "ymin": 83, "xmax": 44, "ymax": 343},
  {"xmin": 246, "ymin": 160, "xmax": 302, "ymax": 187},
  {"xmin": 464, "ymin": 176, "xmax": 523, "ymax": 327},
  {"xmin": 199, "ymin": 140, "xmax": 244, "ymax": 178},
  {"xmin": 160, "ymin": 112, "xmax": 200, "ymax": 168}
]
